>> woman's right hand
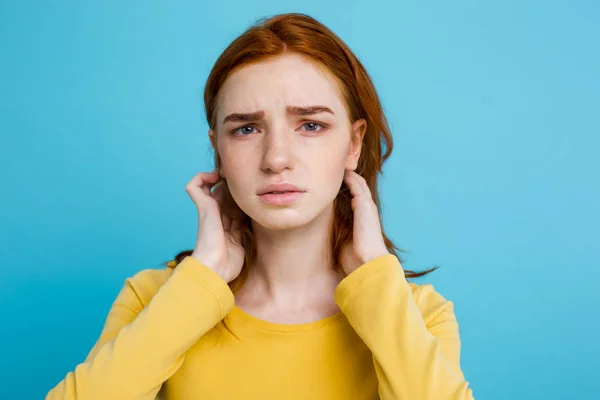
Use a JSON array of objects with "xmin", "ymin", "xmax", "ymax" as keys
[{"xmin": 185, "ymin": 171, "xmax": 245, "ymax": 283}]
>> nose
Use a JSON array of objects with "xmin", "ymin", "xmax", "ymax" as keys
[{"xmin": 260, "ymin": 128, "xmax": 295, "ymax": 174}]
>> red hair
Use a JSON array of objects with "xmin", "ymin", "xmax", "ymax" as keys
[{"xmin": 165, "ymin": 13, "xmax": 437, "ymax": 291}]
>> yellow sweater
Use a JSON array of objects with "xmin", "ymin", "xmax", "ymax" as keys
[{"xmin": 46, "ymin": 254, "xmax": 475, "ymax": 399}]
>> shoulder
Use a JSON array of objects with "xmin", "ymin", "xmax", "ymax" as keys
[
  {"xmin": 408, "ymin": 282, "xmax": 457, "ymax": 327},
  {"xmin": 83, "ymin": 265, "xmax": 174, "ymax": 362},
  {"xmin": 114, "ymin": 265, "xmax": 172, "ymax": 308}
]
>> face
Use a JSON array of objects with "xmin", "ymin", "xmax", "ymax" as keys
[{"xmin": 210, "ymin": 53, "xmax": 366, "ymax": 231}]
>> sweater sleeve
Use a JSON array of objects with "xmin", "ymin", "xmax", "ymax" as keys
[
  {"xmin": 334, "ymin": 254, "xmax": 475, "ymax": 400},
  {"xmin": 46, "ymin": 256, "xmax": 235, "ymax": 400}
]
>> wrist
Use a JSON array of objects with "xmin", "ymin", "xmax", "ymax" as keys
[{"xmin": 191, "ymin": 252, "xmax": 228, "ymax": 282}]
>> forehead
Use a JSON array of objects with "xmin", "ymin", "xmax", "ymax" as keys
[{"xmin": 216, "ymin": 53, "xmax": 348, "ymax": 122}]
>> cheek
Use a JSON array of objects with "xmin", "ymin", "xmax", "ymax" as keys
[
  {"xmin": 314, "ymin": 139, "xmax": 349, "ymax": 172},
  {"xmin": 309, "ymin": 146, "xmax": 348, "ymax": 195},
  {"xmin": 320, "ymin": 156, "xmax": 346, "ymax": 181},
  {"xmin": 218, "ymin": 147, "xmax": 255, "ymax": 201},
  {"xmin": 219, "ymin": 143, "xmax": 247, "ymax": 177}
]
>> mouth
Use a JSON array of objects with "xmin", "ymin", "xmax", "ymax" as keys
[
  {"xmin": 257, "ymin": 183, "xmax": 305, "ymax": 195},
  {"xmin": 258, "ymin": 185, "xmax": 305, "ymax": 206}
]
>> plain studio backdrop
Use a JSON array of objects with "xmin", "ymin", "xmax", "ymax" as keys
[{"xmin": 1, "ymin": 1, "xmax": 598, "ymax": 399}]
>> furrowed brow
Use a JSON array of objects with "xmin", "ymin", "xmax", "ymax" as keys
[
  {"xmin": 222, "ymin": 110, "xmax": 265, "ymax": 124},
  {"xmin": 286, "ymin": 105, "xmax": 335, "ymax": 116},
  {"xmin": 222, "ymin": 105, "xmax": 334, "ymax": 124}
]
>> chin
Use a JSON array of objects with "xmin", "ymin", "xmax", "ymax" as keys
[
  {"xmin": 232, "ymin": 192, "xmax": 335, "ymax": 232},
  {"xmin": 252, "ymin": 208, "xmax": 314, "ymax": 231}
]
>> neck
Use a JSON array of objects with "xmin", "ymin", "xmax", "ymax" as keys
[{"xmin": 238, "ymin": 204, "xmax": 343, "ymax": 309}]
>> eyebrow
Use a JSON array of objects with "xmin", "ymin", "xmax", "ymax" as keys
[{"xmin": 222, "ymin": 105, "xmax": 335, "ymax": 125}]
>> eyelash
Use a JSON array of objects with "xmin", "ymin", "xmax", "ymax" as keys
[{"xmin": 231, "ymin": 122, "xmax": 327, "ymax": 136}]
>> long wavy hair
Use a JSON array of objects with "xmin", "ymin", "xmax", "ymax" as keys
[{"xmin": 163, "ymin": 13, "xmax": 437, "ymax": 292}]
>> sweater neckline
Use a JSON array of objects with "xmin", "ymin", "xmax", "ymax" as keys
[{"xmin": 227, "ymin": 305, "xmax": 346, "ymax": 333}]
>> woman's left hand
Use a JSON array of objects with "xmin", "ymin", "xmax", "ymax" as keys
[{"xmin": 340, "ymin": 169, "xmax": 390, "ymax": 275}]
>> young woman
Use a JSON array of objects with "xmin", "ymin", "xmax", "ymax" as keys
[{"xmin": 47, "ymin": 13, "xmax": 475, "ymax": 400}]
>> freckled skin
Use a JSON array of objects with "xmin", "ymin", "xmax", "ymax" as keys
[{"xmin": 210, "ymin": 53, "xmax": 366, "ymax": 232}]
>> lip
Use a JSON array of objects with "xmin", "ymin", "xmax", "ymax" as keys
[
  {"xmin": 257, "ymin": 183, "xmax": 305, "ymax": 196},
  {"xmin": 257, "ymin": 182, "xmax": 306, "ymax": 206},
  {"xmin": 258, "ymin": 191, "xmax": 305, "ymax": 205}
]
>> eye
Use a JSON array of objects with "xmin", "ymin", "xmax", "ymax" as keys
[
  {"xmin": 300, "ymin": 122, "xmax": 325, "ymax": 132},
  {"xmin": 232, "ymin": 122, "xmax": 326, "ymax": 136},
  {"xmin": 232, "ymin": 125, "xmax": 258, "ymax": 136}
]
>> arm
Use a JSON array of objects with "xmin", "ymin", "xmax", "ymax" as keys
[
  {"xmin": 334, "ymin": 254, "xmax": 475, "ymax": 400},
  {"xmin": 46, "ymin": 256, "xmax": 234, "ymax": 400}
]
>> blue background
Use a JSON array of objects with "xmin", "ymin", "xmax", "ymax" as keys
[{"xmin": 1, "ymin": 1, "xmax": 598, "ymax": 398}]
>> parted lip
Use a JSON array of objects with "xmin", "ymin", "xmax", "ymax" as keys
[{"xmin": 257, "ymin": 183, "xmax": 305, "ymax": 195}]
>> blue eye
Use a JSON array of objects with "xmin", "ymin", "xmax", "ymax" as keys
[
  {"xmin": 301, "ymin": 122, "xmax": 324, "ymax": 132},
  {"xmin": 233, "ymin": 125, "xmax": 257, "ymax": 135},
  {"xmin": 232, "ymin": 122, "xmax": 326, "ymax": 136}
]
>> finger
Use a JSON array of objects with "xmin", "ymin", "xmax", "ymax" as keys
[
  {"xmin": 343, "ymin": 171, "xmax": 359, "ymax": 198},
  {"xmin": 349, "ymin": 170, "xmax": 373, "ymax": 198},
  {"xmin": 191, "ymin": 170, "xmax": 220, "ymax": 188},
  {"xmin": 210, "ymin": 178, "xmax": 227, "ymax": 203},
  {"xmin": 344, "ymin": 170, "xmax": 369, "ymax": 198},
  {"xmin": 188, "ymin": 170, "xmax": 220, "ymax": 196},
  {"xmin": 186, "ymin": 171, "xmax": 221, "ymax": 208},
  {"xmin": 352, "ymin": 171, "xmax": 370, "ymax": 197},
  {"xmin": 357, "ymin": 175, "xmax": 372, "ymax": 198}
]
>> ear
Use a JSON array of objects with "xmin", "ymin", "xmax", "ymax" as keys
[
  {"xmin": 208, "ymin": 129, "xmax": 223, "ymax": 176},
  {"xmin": 209, "ymin": 128, "xmax": 217, "ymax": 149},
  {"xmin": 345, "ymin": 118, "xmax": 367, "ymax": 170}
]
